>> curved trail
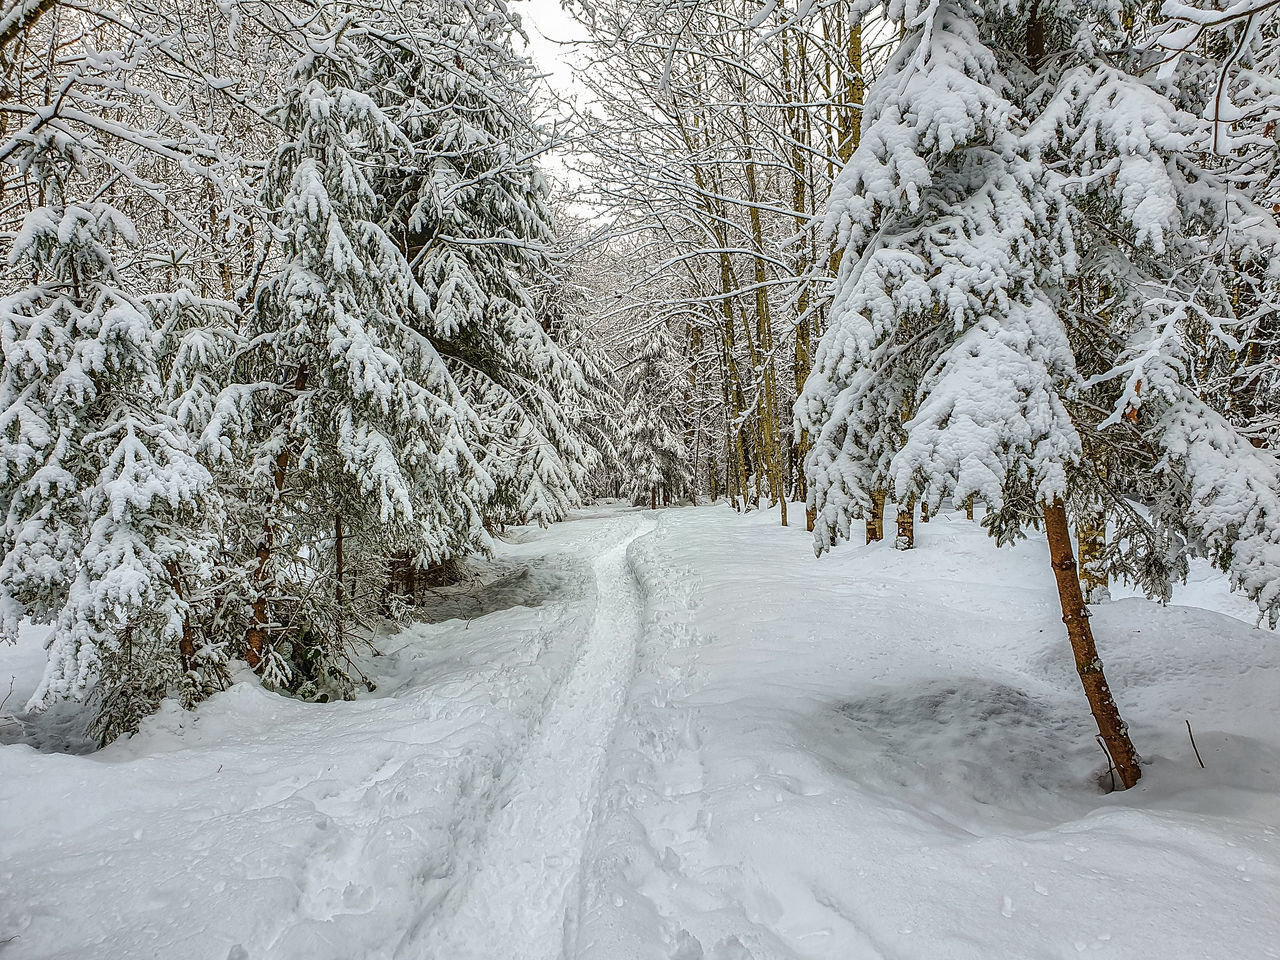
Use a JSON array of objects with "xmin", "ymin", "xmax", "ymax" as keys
[{"xmin": 409, "ymin": 515, "xmax": 655, "ymax": 960}]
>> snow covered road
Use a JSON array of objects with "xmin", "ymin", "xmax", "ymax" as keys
[
  {"xmin": 0, "ymin": 510, "xmax": 657, "ymax": 960},
  {"xmin": 3, "ymin": 504, "xmax": 1279, "ymax": 960},
  {"xmin": 408, "ymin": 516, "xmax": 653, "ymax": 959}
]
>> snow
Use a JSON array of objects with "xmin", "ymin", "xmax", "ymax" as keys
[{"xmin": 3, "ymin": 504, "xmax": 1278, "ymax": 959}]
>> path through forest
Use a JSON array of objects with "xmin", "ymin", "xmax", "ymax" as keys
[
  {"xmin": 407, "ymin": 515, "xmax": 654, "ymax": 959},
  {"xmin": 2, "ymin": 505, "xmax": 1278, "ymax": 960}
]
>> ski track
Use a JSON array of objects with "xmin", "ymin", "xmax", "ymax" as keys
[{"xmin": 407, "ymin": 514, "xmax": 655, "ymax": 960}]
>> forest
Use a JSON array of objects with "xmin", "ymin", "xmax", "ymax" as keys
[{"xmin": 1, "ymin": 0, "xmax": 1278, "ymax": 957}]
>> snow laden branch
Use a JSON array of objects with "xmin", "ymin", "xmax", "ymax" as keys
[
  {"xmin": 798, "ymin": 0, "xmax": 1280, "ymax": 789},
  {"xmin": 1, "ymin": 0, "xmax": 612, "ymax": 740},
  {"xmin": 1157, "ymin": 0, "xmax": 1280, "ymax": 154}
]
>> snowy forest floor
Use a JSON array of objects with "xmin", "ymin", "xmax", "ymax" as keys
[{"xmin": 2, "ymin": 504, "xmax": 1279, "ymax": 960}]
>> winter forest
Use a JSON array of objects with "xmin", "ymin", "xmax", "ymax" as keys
[{"xmin": 1, "ymin": 0, "xmax": 1278, "ymax": 956}]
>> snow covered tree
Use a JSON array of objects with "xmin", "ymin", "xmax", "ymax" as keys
[
  {"xmin": 1152, "ymin": 0, "xmax": 1280, "ymax": 451},
  {"xmin": 0, "ymin": 0, "xmax": 611, "ymax": 737},
  {"xmin": 208, "ymin": 13, "xmax": 491, "ymax": 691},
  {"xmin": 531, "ymin": 210, "xmax": 626, "ymax": 501},
  {"xmin": 1036, "ymin": 3, "xmax": 1280, "ymax": 623},
  {"xmin": 797, "ymin": 0, "xmax": 1280, "ymax": 789},
  {"xmin": 0, "ymin": 140, "xmax": 219, "ymax": 742},
  {"xmin": 618, "ymin": 324, "xmax": 693, "ymax": 509},
  {"xmin": 369, "ymin": 1, "xmax": 593, "ymax": 531}
]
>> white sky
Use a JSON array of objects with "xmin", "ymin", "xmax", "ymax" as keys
[
  {"xmin": 512, "ymin": 0, "xmax": 590, "ymax": 105},
  {"xmin": 511, "ymin": 0, "xmax": 595, "ymax": 193}
]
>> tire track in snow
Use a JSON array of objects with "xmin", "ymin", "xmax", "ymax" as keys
[{"xmin": 401, "ymin": 515, "xmax": 655, "ymax": 960}]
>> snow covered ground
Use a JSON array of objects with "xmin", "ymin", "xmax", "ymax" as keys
[{"xmin": 2, "ymin": 504, "xmax": 1278, "ymax": 960}]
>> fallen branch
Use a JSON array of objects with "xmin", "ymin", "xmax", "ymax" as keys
[{"xmin": 1186, "ymin": 719, "xmax": 1206, "ymax": 769}]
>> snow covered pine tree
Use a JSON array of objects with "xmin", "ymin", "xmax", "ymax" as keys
[
  {"xmin": 618, "ymin": 324, "xmax": 693, "ymax": 509},
  {"xmin": 0, "ymin": 0, "xmax": 602, "ymax": 736},
  {"xmin": 206, "ymin": 0, "xmax": 599, "ymax": 691},
  {"xmin": 796, "ymin": 0, "xmax": 1280, "ymax": 789},
  {"xmin": 371, "ymin": 0, "xmax": 594, "ymax": 532},
  {"xmin": 0, "ymin": 139, "xmax": 219, "ymax": 742},
  {"xmin": 207, "ymin": 10, "xmax": 491, "ymax": 693}
]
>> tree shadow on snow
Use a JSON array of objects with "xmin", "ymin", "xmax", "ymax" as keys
[
  {"xmin": 409, "ymin": 556, "xmax": 582, "ymax": 624},
  {"xmin": 824, "ymin": 678, "xmax": 1104, "ymax": 830}
]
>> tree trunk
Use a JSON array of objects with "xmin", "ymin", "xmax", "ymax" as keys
[
  {"xmin": 920, "ymin": 500, "xmax": 930, "ymax": 523},
  {"xmin": 165, "ymin": 562, "xmax": 197, "ymax": 676},
  {"xmin": 687, "ymin": 322, "xmax": 703, "ymax": 501},
  {"xmin": 335, "ymin": 512, "xmax": 345, "ymax": 610},
  {"xmin": 246, "ymin": 549, "xmax": 270, "ymax": 668},
  {"xmin": 1043, "ymin": 499, "xmax": 1141, "ymax": 789},
  {"xmin": 246, "ymin": 364, "xmax": 309, "ymax": 668},
  {"xmin": 866, "ymin": 490, "xmax": 886, "ymax": 543},
  {"xmin": 965, "ymin": 496, "xmax": 975, "ymax": 521},
  {"xmin": 895, "ymin": 497, "xmax": 914, "ymax": 549}
]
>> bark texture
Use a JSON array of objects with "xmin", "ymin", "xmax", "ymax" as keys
[
  {"xmin": 866, "ymin": 490, "xmax": 886, "ymax": 543},
  {"xmin": 1043, "ymin": 498, "xmax": 1141, "ymax": 789}
]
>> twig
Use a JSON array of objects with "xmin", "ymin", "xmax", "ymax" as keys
[
  {"xmin": 1186, "ymin": 719, "xmax": 1206, "ymax": 769},
  {"xmin": 0, "ymin": 676, "xmax": 21, "ymax": 730},
  {"xmin": 1096, "ymin": 735, "xmax": 1117, "ymax": 792}
]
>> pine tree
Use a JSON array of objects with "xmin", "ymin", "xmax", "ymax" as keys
[
  {"xmin": 796, "ymin": 0, "xmax": 1280, "ymax": 789},
  {"xmin": 208, "ymin": 14, "xmax": 491, "ymax": 691},
  {"xmin": 618, "ymin": 324, "xmax": 692, "ymax": 509},
  {"xmin": 1032, "ymin": 1, "xmax": 1280, "ymax": 618},
  {"xmin": 370, "ymin": 1, "xmax": 592, "ymax": 531},
  {"xmin": 0, "ymin": 140, "xmax": 218, "ymax": 741}
]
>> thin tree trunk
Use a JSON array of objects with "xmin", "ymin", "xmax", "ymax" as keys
[
  {"xmin": 385, "ymin": 552, "xmax": 413, "ymax": 612},
  {"xmin": 741, "ymin": 134, "xmax": 786, "ymax": 527},
  {"xmin": 246, "ymin": 363, "xmax": 308, "ymax": 668},
  {"xmin": 920, "ymin": 500, "xmax": 931, "ymax": 523},
  {"xmin": 248, "ymin": 363, "xmax": 311, "ymax": 670},
  {"xmin": 165, "ymin": 562, "xmax": 197, "ymax": 676},
  {"xmin": 335, "ymin": 512, "xmax": 345, "ymax": 610},
  {"xmin": 866, "ymin": 490, "xmax": 886, "ymax": 543},
  {"xmin": 895, "ymin": 496, "xmax": 914, "ymax": 549},
  {"xmin": 687, "ymin": 322, "xmax": 703, "ymax": 500},
  {"xmin": 965, "ymin": 496, "xmax": 975, "ymax": 521},
  {"xmin": 1043, "ymin": 499, "xmax": 1141, "ymax": 789}
]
